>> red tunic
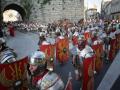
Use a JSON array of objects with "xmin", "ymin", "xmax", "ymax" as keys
[
  {"xmin": 32, "ymin": 70, "xmax": 48, "ymax": 86},
  {"xmin": 9, "ymin": 25, "xmax": 15, "ymax": 37}
]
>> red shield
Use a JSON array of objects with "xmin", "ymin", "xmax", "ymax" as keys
[
  {"xmin": 56, "ymin": 38, "xmax": 69, "ymax": 63},
  {"xmin": 40, "ymin": 44, "xmax": 55, "ymax": 70},
  {"xmin": 40, "ymin": 44, "xmax": 55, "ymax": 59},
  {"xmin": 92, "ymin": 44, "xmax": 103, "ymax": 72},
  {"xmin": 109, "ymin": 39, "xmax": 117, "ymax": 61},
  {"xmin": 84, "ymin": 32, "xmax": 91, "ymax": 40},
  {"xmin": 82, "ymin": 56, "xmax": 94, "ymax": 90},
  {"xmin": 72, "ymin": 36, "xmax": 78, "ymax": 46},
  {"xmin": 0, "ymin": 57, "xmax": 28, "ymax": 90},
  {"xmin": 116, "ymin": 33, "xmax": 120, "ymax": 50}
]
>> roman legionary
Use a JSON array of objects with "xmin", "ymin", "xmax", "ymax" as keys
[{"xmin": 27, "ymin": 51, "xmax": 64, "ymax": 90}]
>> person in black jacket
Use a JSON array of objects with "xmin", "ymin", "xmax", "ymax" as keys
[{"xmin": 0, "ymin": 27, "xmax": 4, "ymax": 38}]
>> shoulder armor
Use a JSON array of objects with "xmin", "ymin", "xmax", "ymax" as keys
[
  {"xmin": 0, "ymin": 49, "xmax": 16, "ymax": 63},
  {"xmin": 80, "ymin": 46, "xmax": 94, "ymax": 58}
]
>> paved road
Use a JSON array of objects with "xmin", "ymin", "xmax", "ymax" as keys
[{"xmin": 6, "ymin": 31, "xmax": 39, "ymax": 60}]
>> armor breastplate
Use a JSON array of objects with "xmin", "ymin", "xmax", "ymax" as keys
[
  {"xmin": 37, "ymin": 72, "xmax": 64, "ymax": 90},
  {"xmin": 0, "ymin": 48, "xmax": 16, "ymax": 63},
  {"xmin": 80, "ymin": 46, "xmax": 94, "ymax": 59}
]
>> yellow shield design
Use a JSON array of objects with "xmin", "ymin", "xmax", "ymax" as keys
[
  {"xmin": 0, "ymin": 57, "xmax": 28, "ymax": 90},
  {"xmin": 40, "ymin": 44, "xmax": 55, "ymax": 71},
  {"xmin": 92, "ymin": 44, "xmax": 103, "ymax": 72},
  {"xmin": 56, "ymin": 38, "xmax": 69, "ymax": 63}
]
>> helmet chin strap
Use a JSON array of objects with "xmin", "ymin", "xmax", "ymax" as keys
[
  {"xmin": 32, "ymin": 62, "xmax": 47, "ymax": 77},
  {"xmin": 30, "ymin": 64, "xmax": 47, "ymax": 89}
]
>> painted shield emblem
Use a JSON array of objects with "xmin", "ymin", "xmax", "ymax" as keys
[
  {"xmin": 0, "ymin": 57, "xmax": 28, "ymax": 90},
  {"xmin": 82, "ymin": 56, "xmax": 94, "ymax": 90},
  {"xmin": 84, "ymin": 32, "xmax": 91, "ymax": 40},
  {"xmin": 40, "ymin": 44, "xmax": 55, "ymax": 71},
  {"xmin": 109, "ymin": 39, "xmax": 117, "ymax": 61},
  {"xmin": 92, "ymin": 44, "xmax": 103, "ymax": 72},
  {"xmin": 56, "ymin": 38, "xmax": 69, "ymax": 63}
]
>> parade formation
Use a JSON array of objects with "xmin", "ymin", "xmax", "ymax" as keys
[
  {"xmin": 0, "ymin": 0, "xmax": 120, "ymax": 89},
  {"xmin": 0, "ymin": 18, "xmax": 120, "ymax": 90}
]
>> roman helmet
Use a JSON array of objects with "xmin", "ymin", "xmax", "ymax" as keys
[
  {"xmin": 29, "ymin": 51, "xmax": 47, "ymax": 76},
  {"xmin": 29, "ymin": 51, "xmax": 46, "ymax": 66},
  {"xmin": 78, "ymin": 35, "xmax": 86, "ymax": 50}
]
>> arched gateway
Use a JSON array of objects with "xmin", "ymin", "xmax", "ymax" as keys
[{"xmin": 3, "ymin": 4, "xmax": 26, "ymax": 22}]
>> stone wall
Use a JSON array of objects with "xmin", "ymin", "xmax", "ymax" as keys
[
  {"xmin": 1, "ymin": 0, "xmax": 84, "ymax": 24},
  {"xmin": 1, "ymin": 0, "xmax": 22, "ymax": 11}
]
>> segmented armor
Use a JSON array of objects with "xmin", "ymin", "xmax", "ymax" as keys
[
  {"xmin": 37, "ymin": 72, "xmax": 64, "ymax": 90},
  {"xmin": 0, "ymin": 48, "xmax": 16, "ymax": 64}
]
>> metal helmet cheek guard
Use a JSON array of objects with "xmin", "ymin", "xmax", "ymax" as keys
[{"xmin": 29, "ymin": 51, "xmax": 46, "ymax": 66}]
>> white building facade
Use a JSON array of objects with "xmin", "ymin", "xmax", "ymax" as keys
[
  {"xmin": 85, "ymin": 8, "xmax": 98, "ymax": 21},
  {"xmin": 101, "ymin": 0, "xmax": 120, "ymax": 20},
  {"xmin": 110, "ymin": 0, "xmax": 120, "ymax": 20}
]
